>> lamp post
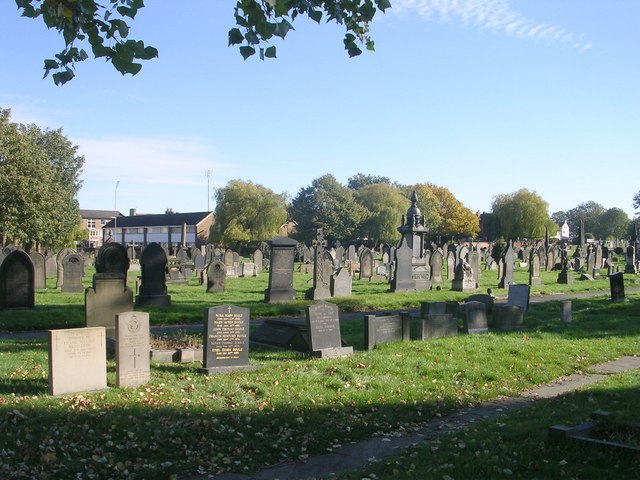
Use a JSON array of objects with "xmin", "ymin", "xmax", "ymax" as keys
[
  {"xmin": 205, "ymin": 169, "xmax": 213, "ymax": 211},
  {"xmin": 114, "ymin": 180, "xmax": 120, "ymax": 234}
]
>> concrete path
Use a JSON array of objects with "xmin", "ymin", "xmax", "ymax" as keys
[{"xmin": 180, "ymin": 356, "xmax": 640, "ymax": 480}]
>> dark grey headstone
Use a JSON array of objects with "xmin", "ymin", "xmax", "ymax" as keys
[
  {"xmin": 464, "ymin": 294, "xmax": 494, "ymax": 314},
  {"xmin": 364, "ymin": 312, "xmax": 410, "ymax": 350},
  {"xmin": 85, "ymin": 273, "xmax": 134, "ymax": 334},
  {"xmin": 391, "ymin": 237, "xmax": 414, "ymax": 292},
  {"xmin": 306, "ymin": 301, "xmax": 353, "ymax": 358},
  {"xmin": 0, "ymin": 249, "xmax": 35, "ymax": 309},
  {"xmin": 265, "ymin": 236, "xmax": 298, "ymax": 303},
  {"xmin": 250, "ymin": 318, "xmax": 310, "ymax": 352},
  {"xmin": 193, "ymin": 254, "xmax": 205, "ymax": 272},
  {"xmin": 412, "ymin": 265, "xmax": 432, "ymax": 291},
  {"xmin": 420, "ymin": 301, "xmax": 447, "ymax": 317},
  {"xmin": 418, "ymin": 314, "xmax": 457, "ymax": 340},
  {"xmin": 561, "ymin": 301, "xmax": 572, "ymax": 323},
  {"xmin": 253, "ymin": 249, "xmax": 263, "ymax": 274},
  {"xmin": 201, "ymin": 305, "xmax": 256, "ymax": 374},
  {"xmin": 462, "ymin": 301, "xmax": 488, "ymax": 334},
  {"xmin": 206, "ymin": 261, "xmax": 227, "ymax": 293},
  {"xmin": 359, "ymin": 248, "xmax": 374, "ymax": 281},
  {"xmin": 136, "ymin": 242, "xmax": 171, "ymax": 307},
  {"xmin": 498, "ymin": 242, "xmax": 515, "ymax": 288},
  {"xmin": 491, "ymin": 305, "xmax": 524, "ymax": 330},
  {"xmin": 609, "ymin": 272, "xmax": 626, "ymax": 302},
  {"xmin": 430, "ymin": 249, "xmax": 443, "ymax": 285}
]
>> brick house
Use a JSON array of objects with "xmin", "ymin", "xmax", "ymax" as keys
[
  {"xmin": 79, "ymin": 209, "xmax": 123, "ymax": 248},
  {"xmin": 102, "ymin": 209, "xmax": 214, "ymax": 248}
]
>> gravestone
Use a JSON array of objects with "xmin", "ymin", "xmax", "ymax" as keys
[
  {"xmin": 61, "ymin": 252, "xmax": 85, "ymax": 293},
  {"xmin": 193, "ymin": 253, "xmax": 205, "ymax": 272},
  {"xmin": 29, "ymin": 251, "xmax": 46, "ymax": 290},
  {"xmin": 334, "ymin": 245, "xmax": 345, "ymax": 268},
  {"xmin": 624, "ymin": 245, "xmax": 637, "ymax": 274},
  {"xmin": 253, "ymin": 249, "xmax": 263, "ymax": 274},
  {"xmin": 359, "ymin": 247, "xmax": 374, "ymax": 281},
  {"xmin": 241, "ymin": 262, "xmax": 256, "ymax": 277},
  {"xmin": 85, "ymin": 273, "xmax": 134, "ymax": 333},
  {"xmin": 96, "ymin": 242, "xmax": 129, "ymax": 276},
  {"xmin": 557, "ymin": 248, "xmax": 573, "ymax": 284},
  {"xmin": 330, "ymin": 267, "xmax": 352, "ymax": 297},
  {"xmin": 561, "ymin": 301, "xmax": 572, "ymax": 323},
  {"xmin": 391, "ymin": 237, "xmax": 414, "ymax": 292},
  {"xmin": 347, "ymin": 245, "xmax": 356, "ymax": 261},
  {"xmin": 308, "ymin": 230, "xmax": 331, "ymax": 300},
  {"xmin": 507, "ymin": 284, "xmax": 530, "ymax": 315},
  {"xmin": 200, "ymin": 305, "xmax": 256, "ymax": 374},
  {"xmin": 462, "ymin": 301, "xmax": 488, "ymax": 334},
  {"xmin": 223, "ymin": 249, "xmax": 235, "ymax": 276},
  {"xmin": 250, "ymin": 318, "xmax": 310, "ymax": 352},
  {"xmin": 420, "ymin": 301, "xmax": 447, "ymax": 317},
  {"xmin": 48, "ymin": 327, "xmax": 107, "ymax": 396},
  {"xmin": 546, "ymin": 247, "xmax": 556, "ymax": 271},
  {"xmin": 529, "ymin": 250, "xmax": 541, "ymax": 286},
  {"xmin": 136, "ymin": 242, "xmax": 171, "ymax": 307},
  {"xmin": 491, "ymin": 305, "xmax": 524, "ymax": 330},
  {"xmin": 430, "ymin": 249, "xmax": 443, "ymax": 286},
  {"xmin": 206, "ymin": 261, "xmax": 227, "ymax": 293},
  {"xmin": 265, "ymin": 236, "xmax": 298, "ymax": 302},
  {"xmin": 364, "ymin": 312, "xmax": 410, "ymax": 350},
  {"xmin": 498, "ymin": 241, "xmax": 515, "ymax": 288},
  {"xmin": 464, "ymin": 294, "xmax": 494, "ymax": 314},
  {"xmin": 306, "ymin": 301, "xmax": 353, "ymax": 358},
  {"xmin": 446, "ymin": 251, "xmax": 455, "ymax": 280},
  {"xmin": 418, "ymin": 314, "xmax": 457, "ymax": 340},
  {"xmin": 0, "ymin": 249, "xmax": 35, "ymax": 309},
  {"xmin": 56, "ymin": 247, "xmax": 76, "ymax": 289},
  {"xmin": 467, "ymin": 248, "xmax": 481, "ymax": 283},
  {"xmin": 609, "ymin": 272, "xmax": 626, "ymax": 302},
  {"xmin": 115, "ymin": 311, "xmax": 150, "ymax": 387},
  {"xmin": 451, "ymin": 258, "xmax": 476, "ymax": 292}
]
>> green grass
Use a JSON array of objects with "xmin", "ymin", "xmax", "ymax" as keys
[
  {"xmin": 1, "ymin": 290, "xmax": 639, "ymax": 479},
  {"xmin": 1, "ymin": 261, "xmax": 638, "ymax": 331}
]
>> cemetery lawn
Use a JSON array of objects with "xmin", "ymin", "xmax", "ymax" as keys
[
  {"xmin": 337, "ymin": 369, "xmax": 640, "ymax": 480},
  {"xmin": 1, "ymin": 263, "xmax": 638, "ymax": 332},
  {"xmin": 1, "ymin": 293, "xmax": 639, "ymax": 479}
]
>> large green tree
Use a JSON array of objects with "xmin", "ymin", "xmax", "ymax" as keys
[
  {"xmin": 211, "ymin": 179, "xmax": 288, "ymax": 248},
  {"xmin": 491, "ymin": 188, "xmax": 553, "ymax": 240},
  {"xmin": 16, "ymin": 0, "xmax": 390, "ymax": 85},
  {"xmin": 289, "ymin": 174, "xmax": 369, "ymax": 245},
  {"xmin": 596, "ymin": 207, "xmax": 629, "ymax": 240},
  {"xmin": 353, "ymin": 182, "xmax": 405, "ymax": 245},
  {"xmin": 426, "ymin": 184, "xmax": 480, "ymax": 239},
  {"xmin": 564, "ymin": 201, "xmax": 606, "ymax": 239},
  {"xmin": 0, "ymin": 109, "xmax": 84, "ymax": 249}
]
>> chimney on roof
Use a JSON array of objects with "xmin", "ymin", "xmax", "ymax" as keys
[
  {"xmin": 166, "ymin": 208, "xmax": 174, "ymax": 214},
  {"xmin": 130, "ymin": 208, "xmax": 137, "ymax": 216}
]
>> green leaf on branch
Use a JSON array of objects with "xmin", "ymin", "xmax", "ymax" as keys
[
  {"xmin": 228, "ymin": 28, "xmax": 244, "ymax": 46},
  {"xmin": 375, "ymin": 0, "xmax": 392, "ymax": 12},
  {"xmin": 239, "ymin": 46, "xmax": 255, "ymax": 60},
  {"xmin": 274, "ymin": 19, "xmax": 293, "ymax": 39},
  {"xmin": 264, "ymin": 46, "xmax": 277, "ymax": 58},
  {"xmin": 309, "ymin": 9, "xmax": 323, "ymax": 23}
]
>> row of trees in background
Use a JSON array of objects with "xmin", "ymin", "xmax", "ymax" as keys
[
  {"xmin": 212, "ymin": 174, "xmax": 480, "ymax": 248},
  {"xmin": 213, "ymin": 178, "xmax": 638, "ymax": 250},
  {"xmin": 0, "ymin": 109, "xmax": 85, "ymax": 250}
]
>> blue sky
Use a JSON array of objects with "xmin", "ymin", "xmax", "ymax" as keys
[{"xmin": 1, "ymin": 1, "xmax": 638, "ymax": 219}]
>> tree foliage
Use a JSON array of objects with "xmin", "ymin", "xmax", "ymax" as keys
[
  {"xmin": 347, "ymin": 173, "xmax": 392, "ymax": 190},
  {"xmin": 16, "ymin": 0, "xmax": 390, "ymax": 85},
  {"xmin": 0, "ymin": 108, "xmax": 84, "ymax": 249},
  {"xmin": 564, "ymin": 201, "xmax": 606, "ymax": 239},
  {"xmin": 425, "ymin": 183, "xmax": 480, "ymax": 239},
  {"xmin": 491, "ymin": 188, "xmax": 552, "ymax": 240},
  {"xmin": 211, "ymin": 179, "xmax": 288, "ymax": 248},
  {"xmin": 596, "ymin": 207, "xmax": 629, "ymax": 240},
  {"xmin": 289, "ymin": 174, "xmax": 369, "ymax": 245},
  {"xmin": 353, "ymin": 183, "xmax": 405, "ymax": 245},
  {"xmin": 633, "ymin": 190, "xmax": 640, "ymax": 210}
]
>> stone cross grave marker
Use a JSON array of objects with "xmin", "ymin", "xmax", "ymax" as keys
[
  {"xmin": 115, "ymin": 311, "xmax": 150, "ymax": 387},
  {"xmin": 48, "ymin": 327, "xmax": 107, "ymax": 395}
]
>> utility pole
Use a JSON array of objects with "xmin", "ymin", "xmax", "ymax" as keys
[
  {"xmin": 114, "ymin": 180, "xmax": 120, "ymax": 232},
  {"xmin": 205, "ymin": 169, "xmax": 213, "ymax": 211}
]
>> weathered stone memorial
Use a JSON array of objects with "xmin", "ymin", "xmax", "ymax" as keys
[
  {"xmin": 29, "ymin": 251, "xmax": 46, "ymax": 290},
  {"xmin": 115, "ymin": 311, "xmax": 150, "ymax": 387},
  {"xmin": 306, "ymin": 301, "xmax": 353, "ymax": 358},
  {"xmin": 330, "ymin": 267, "xmax": 352, "ymax": 297},
  {"xmin": 462, "ymin": 301, "xmax": 488, "ymax": 334},
  {"xmin": 418, "ymin": 313, "xmax": 457, "ymax": 340},
  {"xmin": 253, "ymin": 249, "xmax": 263, "ymax": 274},
  {"xmin": 491, "ymin": 305, "xmax": 524, "ymax": 330},
  {"xmin": 61, "ymin": 252, "xmax": 85, "ymax": 293},
  {"xmin": 359, "ymin": 247, "xmax": 374, "ymax": 281},
  {"xmin": 308, "ymin": 230, "xmax": 332, "ymax": 300},
  {"xmin": 391, "ymin": 237, "xmax": 414, "ymax": 292},
  {"xmin": 498, "ymin": 241, "xmax": 515, "ymax": 288},
  {"xmin": 507, "ymin": 284, "xmax": 530, "ymax": 315},
  {"xmin": 200, "ymin": 305, "xmax": 256, "ymax": 374},
  {"xmin": 609, "ymin": 272, "xmax": 626, "ymax": 302},
  {"xmin": 364, "ymin": 312, "xmax": 410, "ymax": 350},
  {"xmin": 0, "ymin": 249, "xmax": 35, "ymax": 310},
  {"xmin": 452, "ymin": 258, "xmax": 476, "ymax": 292},
  {"xmin": 48, "ymin": 326, "xmax": 107, "ymax": 395},
  {"xmin": 207, "ymin": 261, "xmax": 227, "ymax": 293},
  {"xmin": 136, "ymin": 242, "xmax": 171, "ymax": 307},
  {"xmin": 265, "ymin": 236, "xmax": 298, "ymax": 302}
]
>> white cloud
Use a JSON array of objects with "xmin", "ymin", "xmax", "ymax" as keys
[
  {"xmin": 75, "ymin": 136, "xmax": 231, "ymax": 187},
  {"xmin": 391, "ymin": 0, "xmax": 590, "ymax": 50}
]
